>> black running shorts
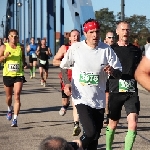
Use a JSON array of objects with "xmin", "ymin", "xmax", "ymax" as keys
[
  {"xmin": 62, "ymin": 90, "xmax": 69, "ymax": 99},
  {"xmin": 3, "ymin": 76, "xmax": 26, "ymax": 87},
  {"xmin": 39, "ymin": 60, "xmax": 49, "ymax": 70},
  {"xmin": 109, "ymin": 92, "xmax": 140, "ymax": 121},
  {"xmin": 29, "ymin": 55, "xmax": 37, "ymax": 63}
]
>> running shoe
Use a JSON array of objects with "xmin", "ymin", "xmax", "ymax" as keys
[
  {"xmin": 72, "ymin": 124, "xmax": 81, "ymax": 136},
  {"xmin": 6, "ymin": 111, "xmax": 12, "ymax": 121},
  {"xmin": 43, "ymin": 81, "xmax": 46, "ymax": 87},
  {"xmin": 59, "ymin": 107, "xmax": 67, "ymax": 116},
  {"xmin": 33, "ymin": 72, "xmax": 35, "ymax": 78},
  {"xmin": 30, "ymin": 75, "xmax": 33, "ymax": 79},
  {"xmin": 11, "ymin": 119, "xmax": 18, "ymax": 127},
  {"xmin": 41, "ymin": 80, "xmax": 44, "ymax": 85}
]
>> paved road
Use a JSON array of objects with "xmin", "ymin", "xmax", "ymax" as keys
[{"xmin": 0, "ymin": 63, "xmax": 150, "ymax": 150}]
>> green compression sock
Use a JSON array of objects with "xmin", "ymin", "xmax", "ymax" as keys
[
  {"xmin": 125, "ymin": 130, "xmax": 136, "ymax": 150},
  {"xmin": 30, "ymin": 69, "xmax": 33, "ymax": 76},
  {"xmin": 106, "ymin": 126, "xmax": 115, "ymax": 150},
  {"xmin": 33, "ymin": 66, "xmax": 36, "ymax": 73}
]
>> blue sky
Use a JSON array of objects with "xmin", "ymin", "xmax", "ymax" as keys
[
  {"xmin": 62, "ymin": 0, "xmax": 150, "ymax": 32},
  {"xmin": 0, "ymin": 0, "xmax": 150, "ymax": 37}
]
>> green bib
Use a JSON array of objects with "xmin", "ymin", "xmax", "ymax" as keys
[
  {"xmin": 119, "ymin": 79, "xmax": 135, "ymax": 92},
  {"xmin": 79, "ymin": 72, "xmax": 99, "ymax": 86}
]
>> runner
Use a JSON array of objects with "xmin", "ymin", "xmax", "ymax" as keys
[
  {"xmin": 53, "ymin": 29, "xmax": 81, "ymax": 136},
  {"xmin": 0, "ymin": 29, "xmax": 27, "ymax": 127},
  {"xmin": 26, "ymin": 37, "xmax": 38, "ymax": 79},
  {"xmin": 104, "ymin": 31, "xmax": 115, "ymax": 125},
  {"xmin": 104, "ymin": 31, "xmax": 115, "ymax": 46},
  {"xmin": 0, "ymin": 38, "xmax": 4, "ymax": 69},
  {"xmin": 60, "ymin": 19, "xmax": 122, "ymax": 150},
  {"xmin": 106, "ymin": 21, "xmax": 142, "ymax": 150},
  {"xmin": 36, "ymin": 38, "xmax": 52, "ymax": 87}
]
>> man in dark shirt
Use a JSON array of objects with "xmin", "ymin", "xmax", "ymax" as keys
[
  {"xmin": 36, "ymin": 38, "xmax": 52, "ymax": 87},
  {"xmin": 106, "ymin": 21, "xmax": 142, "ymax": 150}
]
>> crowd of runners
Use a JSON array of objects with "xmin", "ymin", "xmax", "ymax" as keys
[{"xmin": 0, "ymin": 18, "xmax": 150, "ymax": 150}]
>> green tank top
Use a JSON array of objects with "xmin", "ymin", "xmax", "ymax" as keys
[{"xmin": 3, "ymin": 43, "xmax": 24, "ymax": 77}]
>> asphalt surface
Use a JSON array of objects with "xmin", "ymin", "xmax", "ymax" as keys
[{"xmin": 0, "ymin": 61, "xmax": 150, "ymax": 150}]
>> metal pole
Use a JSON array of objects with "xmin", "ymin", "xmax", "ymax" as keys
[
  {"xmin": 121, "ymin": 0, "xmax": 125, "ymax": 21},
  {"xmin": 47, "ymin": 0, "xmax": 56, "ymax": 56},
  {"xmin": 54, "ymin": 0, "xmax": 56, "ymax": 54},
  {"xmin": 3, "ymin": 26, "xmax": 4, "ymax": 38},
  {"xmin": 60, "ymin": 0, "xmax": 64, "ymax": 46},
  {"xmin": 28, "ymin": 0, "xmax": 32, "ymax": 39},
  {"xmin": 34, "ymin": 0, "xmax": 37, "ymax": 40}
]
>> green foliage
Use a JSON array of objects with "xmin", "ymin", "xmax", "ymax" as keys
[
  {"xmin": 95, "ymin": 8, "xmax": 117, "ymax": 41},
  {"xmin": 95, "ymin": 8, "xmax": 150, "ymax": 46}
]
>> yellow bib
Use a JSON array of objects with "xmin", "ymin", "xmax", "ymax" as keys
[{"xmin": 3, "ymin": 43, "xmax": 24, "ymax": 77}]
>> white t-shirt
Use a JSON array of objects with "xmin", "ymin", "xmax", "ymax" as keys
[
  {"xmin": 145, "ymin": 46, "xmax": 150, "ymax": 59},
  {"xmin": 60, "ymin": 40, "xmax": 122, "ymax": 109}
]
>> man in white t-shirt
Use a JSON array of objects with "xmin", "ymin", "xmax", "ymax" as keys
[
  {"xmin": 135, "ymin": 46, "xmax": 150, "ymax": 91},
  {"xmin": 60, "ymin": 18, "xmax": 122, "ymax": 150},
  {"xmin": 104, "ymin": 31, "xmax": 115, "ymax": 125}
]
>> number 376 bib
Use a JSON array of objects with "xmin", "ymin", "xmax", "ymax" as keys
[{"xmin": 79, "ymin": 72, "xmax": 99, "ymax": 86}]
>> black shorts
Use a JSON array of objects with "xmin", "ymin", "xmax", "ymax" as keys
[
  {"xmin": 3, "ymin": 76, "xmax": 26, "ymax": 87},
  {"xmin": 62, "ymin": 90, "xmax": 69, "ymax": 99},
  {"xmin": 109, "ymin": 92, "xmax": 140, "ymax": 121},
  {"xmin": 39, "ymin": 60, "xmax": 49, "ymax": 70},
  {"xmin": 29, "ymin": 55, "xmax": 37, "ymax": 63}
]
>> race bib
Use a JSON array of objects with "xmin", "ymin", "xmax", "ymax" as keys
[
  {"xmin": 40, "ymin": 59, "xmax": 46, "ymax": 65},
  {"xmin": 79, "ymin": 72, "xmax": 99, "ymax": 86},
  {"xmin": 119, "ymin": 79, "xmax": 135, "ymax": 92},
  {"xmin": 32, "ymin": 53, "xmax": 37, "ymax": 58},
  {"xmin": 8, "ymin": 64, "xmax": 20, "ymax": 72}
]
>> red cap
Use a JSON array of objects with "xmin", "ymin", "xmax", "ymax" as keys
[{"xmin": 83, "ymin": 21, "xmax": 100, "ymax": 32}]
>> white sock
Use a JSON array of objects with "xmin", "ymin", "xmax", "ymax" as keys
[
  {"xmin": 13, "ymin": 115, "xmax": 17, "ymax": 120},
  {"xmin": 8, "ymin": 106, "xmax": 12, "ymax": 112}
]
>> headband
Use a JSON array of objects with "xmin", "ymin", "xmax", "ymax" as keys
[{"xmin": 83, "ymin": 21, "xmax": 100, "ymax": 32}]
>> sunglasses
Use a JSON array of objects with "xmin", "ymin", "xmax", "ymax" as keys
[
  {"xmin": 9, "ymin": 35, "xmax": 18, "ymax": 38},
  {"xmin": 106, "ymin": 36, "xmax": 115, "ymax": 39}
]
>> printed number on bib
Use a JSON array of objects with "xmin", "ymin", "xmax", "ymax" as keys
[
  {"xmin": 8, "ymin": 64, "xmax": 20, "ymax": 72},
  {"xmin": 40, "ymin": 59, "xmax": 46, "ymax": 65},
  {"xmin": 119, "ymin": 79, "xmax": 135, "ymax": 92},
  {"xmin": 32, "ymin": 53, "xmax": 37, "ymax": 58},
  {"xmin": 79, "ymin": 72, "xmax": 99, "ymax": 86}
]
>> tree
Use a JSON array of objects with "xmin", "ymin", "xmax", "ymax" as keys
[
  {"xmin": 95, "ymin": 8, "xmax": 116, "ymax": 41},
  {"xmin": 95, "ymin": 8, "xmax": 150, "ymax": 45},
  {"xmin": 125, "ymin": 15, "xmax": 150, "ymax": 45}
]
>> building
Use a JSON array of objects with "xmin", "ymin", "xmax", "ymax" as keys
[{"xmin": 55, "ymin": 32, "xmax": 70, "ymax": 42}]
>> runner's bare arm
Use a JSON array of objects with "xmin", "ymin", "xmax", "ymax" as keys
[
  {"xmin": 0, "ymin": 45, "xmax": 9, "ymax": 62},
  {"xmin": 21, "ymin": 46, "xmax": 26, "ymax": 67},
  {"xmin": 48, "ymin": 47, "xmax": 53, "ymax": 57},
  {"xmin": 26, "ymin": 45, "xmax": 30, "ymax": 52},
  {"xmin": 135, "ymin": 56, "xmax": 150, "ymax": 91},
  {"xmin": 53, "ymin": 45, "xmax": 66, "ymax": 66},
  {"xmin": 36, "ymin": 46, "xmax": 40, "ymax": 56}
]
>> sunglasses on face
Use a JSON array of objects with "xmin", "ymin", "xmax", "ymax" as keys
[
  {"xmin": 9, "ymin": 35, "xmax": 18, "ymax": 38},
  {"xmin": 107, "ymin": 37, "xmax": 115, "ymax": 39}
]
